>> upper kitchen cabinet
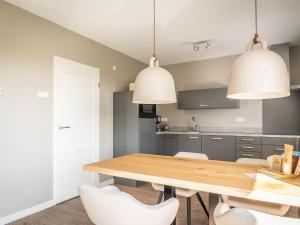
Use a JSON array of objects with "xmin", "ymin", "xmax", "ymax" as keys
[
  {"xmin": 177, "ymin": 88, "xmax": 240, "ymax": 110},
  {"xmin": 263, "ymin": 90, "xmax": 300, "ymax": 135}
]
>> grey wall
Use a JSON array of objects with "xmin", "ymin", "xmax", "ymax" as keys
[
  {"xmin": 157, "ymin": 55, "xmax": 263, "ymax": 132},
  {"xmin": 0, "ymin": 1, "xmax": 145, "ymax": 218},
  {"xmin": 290, "ymin": 45, "xmax": 300, "ymax": 85}
]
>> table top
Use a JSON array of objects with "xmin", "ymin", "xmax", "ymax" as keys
[{"xmin": 84, "ymin": 153, "xmax": 300, "ymax": 207}]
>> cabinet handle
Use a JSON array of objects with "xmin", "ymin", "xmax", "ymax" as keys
[
  {"xmin": 189, "ymin": 137, "xmax": 199, "ymax": 139},
  {"xmin": 274, "ymin": 148, "xmax": 284, "ymax": 151},
  {"xmin": 199, "ymin": 104, "xmax": 209, "ymax": 107},
  {"xmin": 241, "ymin": 153, "xmax": 255, "ymax": 157},
  {"xmin": 241, "ymin": 138, "xmax": 254, "ymax": 142},
  {"xmin": 211, "ymin": 137, "xmax": 223, "ymax": 140},
  {"xmin": 240, "ymin": 146, "xmax": 255, "ymax": 149}
]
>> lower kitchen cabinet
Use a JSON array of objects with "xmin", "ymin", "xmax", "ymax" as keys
[
  {"xmin": 160, "ymin": 134, "xmax": 299, "ymax": 161},
  {"xmin": 178, "ymin": 134, "xmax": 201, "ymax": 153},
  {"xmin": 261, "ymin": 137, "xmax": 298, "ymax": 159},
  {"xmin": 235, "ymin": 136, "xmax": 262, "ymax": 160},
  {"xmin": 262, "ymin": 137, "xmax": 297, "ymax": 146},
  {"xmin": 236, "ymin": 151, "xmax": 262, "ymax": 159},
  {"xmin": 162, "ymin": 134, "xmax": 178, "ymax": 156},
  {"xmin": 262, "ymin": 145, "xmax": 285, "ymax": 159},
  {"xmin": 202, "ymin": 135, "xmax": 235, "ymax": 161}
]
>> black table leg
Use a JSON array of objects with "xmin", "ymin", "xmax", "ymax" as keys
[
  {"xmin": 164, "ymin": 185, "xmax": 176, "ymax": 225},
  {"xmin": 208, "ymin": 193, "xmax": 218, "ymax": 225}
]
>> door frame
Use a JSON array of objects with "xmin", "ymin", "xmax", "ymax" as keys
[{"xmin": 52, "ymin": 56, "xmax": 100, "ymax": 204}]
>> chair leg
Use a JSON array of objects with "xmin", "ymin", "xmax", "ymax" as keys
[
  {"xmin": 156, "ymin": 191, "xmax": 164, "ymax": 204},
  {"xmin": 187, "ymin": 197, "xmax": 192, "ymax": 225},
  {"xmin": 196, "ymin": 193, "xmax": 209, "ymax": 218}
]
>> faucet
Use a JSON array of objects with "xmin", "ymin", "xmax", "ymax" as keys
[{"xmin": 192, "ymin": 116, "xmax": 200, "ymax": 132}]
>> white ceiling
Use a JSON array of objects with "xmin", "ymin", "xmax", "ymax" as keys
[{"xmin": 6, "ymin": 0, "xmax": 300, "ymax": 65}]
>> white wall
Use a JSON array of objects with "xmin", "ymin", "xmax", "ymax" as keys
[{"xmin": 0, "ymin": 1, "xmax": 145, "ymax": 219}]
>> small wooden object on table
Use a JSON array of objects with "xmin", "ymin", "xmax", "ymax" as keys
[
  {"xmin": 257, "ymin": 167, "xmax": 298, "ymax": 178},
  {"xmin": 258, "ymin": 144, "xmax": 300, "ymax": 178}
]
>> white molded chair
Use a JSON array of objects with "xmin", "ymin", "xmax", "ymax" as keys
[
  {"xmin": 222, "ymin": 158, "xmax": 290, "ymax": 216},
  {"xmin": 214, "ymin": 202, "xmax": 300, "ymax": 225},
  {"xmin": 79, "ymin": 185, "xmax": 179, "ymax": 225},
  {"xmin": 152, "ymin": 152, "xmax": 209, "ymax": 225}
]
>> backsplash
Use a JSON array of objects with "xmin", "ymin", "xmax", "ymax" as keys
[{"xmin": 157, "ymin": 100, "xmax": 263, "ymax": 133}]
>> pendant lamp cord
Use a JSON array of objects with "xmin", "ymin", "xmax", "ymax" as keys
[
  {"xmin": 253, "ymin": 0, "xmax": 259, "ymax": 43},
  {"xmin": 153, "ymin": 0, "xmax": 157, "ymax": 61}
]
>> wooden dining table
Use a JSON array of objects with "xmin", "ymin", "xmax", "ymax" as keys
[{"xmin": 83, "ymin": 153, "xmax": 300, "ymax": 225}]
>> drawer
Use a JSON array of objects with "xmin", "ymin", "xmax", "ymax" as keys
[
  {"xmin": 262, "ymin": 145, "xmax": 286, "ymax": 159},
  {"xmin": 236, "ymin": 151, "xmax": 261, "ymax": 159},
  {"xmin": 236, "ymin": 144, "xmax": 261, "ymax": 152},
  {"xmin": 236, "ymin": 136, "xmax": 261, "ymax": 144},
  {"xmin": 262, "ymin": 137, "xmax": 297, "ymax": 146}
]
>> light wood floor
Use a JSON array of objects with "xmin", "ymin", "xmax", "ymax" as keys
[{"xmin": 8, "ymin": 183, "xmax": 209, "ymax": 225}]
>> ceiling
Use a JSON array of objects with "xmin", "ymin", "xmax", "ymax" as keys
[{"xmin": 6, "ymin": 0, "xmax": 300, "ymax": 65}]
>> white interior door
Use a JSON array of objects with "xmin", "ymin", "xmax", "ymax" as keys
[{"xmin": 53, "ymin": 56, "xmax": 100, "ymax": 203}]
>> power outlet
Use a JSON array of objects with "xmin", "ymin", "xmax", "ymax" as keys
[
  {"xmin": 235, "ymin": 116, "xmax": 245, "ymax": 122},
  {"xmin": 161, "ymin": 117, "xmax": 168, "ymax": 122},
  {"xmin": 0, "ymin": 88, "xmax": 3, "ymax": 95}
]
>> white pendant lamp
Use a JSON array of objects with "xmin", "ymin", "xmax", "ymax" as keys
[
  {"xmin": 132, "ymin": 0, "xmax": 176, "ymax": 104},
  {"xmin": 227, "ymin": 0, "xmax": 290, "ymax": 100}
]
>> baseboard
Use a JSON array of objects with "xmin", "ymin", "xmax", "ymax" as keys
[
  {"xmin": 0, "ymin": 179, "xmax": 114, "ymax": 225},
  {"xmin": 0, "ymin": 200, "xmax": 55, "ymax": 225}
]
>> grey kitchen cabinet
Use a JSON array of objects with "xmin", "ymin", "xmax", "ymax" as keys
[
  {"xmin": 163, "ymin": 134, "xmax": 178, "ymax": 156},
  {"xmin": 261, "ymin": 137, "xmax": 298, "ymax": 159},
  {"xmin": 113, "ymin": 91, "xmax": 159, "ymax": 157},
  {"xmin": 235, "ymin": 136, "xmax": 262, "ymax": 160},
  {"xmin": 139, "ymin": 118, "xmax": 159, "ymax": 155},
  {"xmin": 156, "ymin": 134, "xmax": 164, "ymax": 155},
  {"xmin": 159, "ymin": 133, "xmax": 299, "ymax": 161},
  {"xmin": 263, "ymin": 90, "xmax": 300, "ymax": 135},
  {"xmin": 113, "ymin": 91, "xmax": 158, "ymax": 186},
  {"xmin": 202, "ymin": 135, "xmax": 236, "ymax": 161},
  {"xmin": 236, "ymin": 136, "xmax": 262, "ymax": 145},
  {"xmin": 178, "ymin": 134, "xmax": 202, "ymax": 153},
  {"xmin": 177, "ymin": 88, "xmax": 240, "ymax": 110},
  {"xmin": 236, "ymin": 144, "xmax": 262, "ymax": 153},
  {"xmin": 262, "ymin": 145, "xmax": 286, "ymax": 159},
  {"xmin": 113, "ymin": 91, "xmax": 139, "ymax": 158},
  {"xmin": 262, "ymin": 137, "xmax": 297, "ymax": 146},
  {"xmin": 236, "ymin": 151, "xmax": 262, "ymax": 159}
]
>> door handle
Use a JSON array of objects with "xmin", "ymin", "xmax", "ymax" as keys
[
  {"xmin": 189, "ymin": 137, "xmax": 199, "ymax": 139},
  {"xmin": 199, "ymin": 104, "xmax": 209, "ymax": 107},
  {"xmin": 274, "ymin": 148, "xmax": 284, "ymax": 151},
  {"xmin": 59, "ymin": 126, "xmax": 71, "ymax": 130}
]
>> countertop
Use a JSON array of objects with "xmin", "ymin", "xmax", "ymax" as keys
[{"xmin": 156, "ymin": 131, "xmax": 300, "ymax": 138}]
